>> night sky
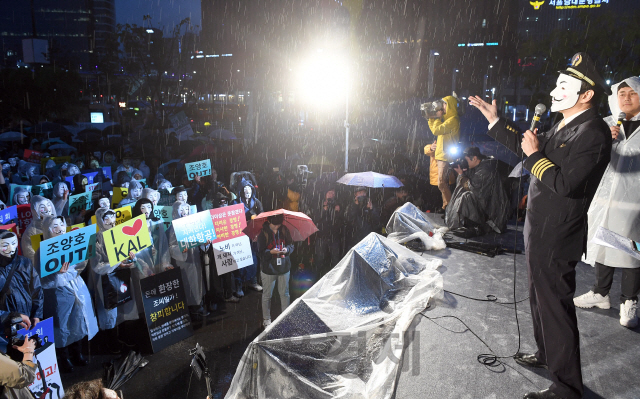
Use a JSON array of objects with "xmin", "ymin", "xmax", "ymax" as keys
[{"xmin": 115, "ymin": 0, "xmax": 201, "ymax": 32}]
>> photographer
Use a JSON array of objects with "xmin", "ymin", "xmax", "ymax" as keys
[
  {"xmin": 445, "ymin": 147, "xmax": 509, "ymax": 237},
  {"xmin": 345, "ymin": 187, "xmax": 381, "ymax": 249},
  {"xmin": 0, "ymin": 337, "xmax": 37, "ymax": 399}
]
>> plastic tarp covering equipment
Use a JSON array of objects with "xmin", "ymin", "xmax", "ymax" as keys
[
  {"xmin": 225, "ymin": 233, "xmax": 444, "ymax": 399},
  {"xmin": 385, "ymin": 202, "xmax": 447, "ymax": 250}
]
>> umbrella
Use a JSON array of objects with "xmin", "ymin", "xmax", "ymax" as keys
[
  {"xmin": 41, "ymin": 138, "xmax": 66, "ymax": 149},
  {"xmin": 244, "ymin": 209, "xmax": 319, "ymax": 242},
  {"xmin": 0, "ymin": 132, "xmax": 27, "ymax": 142},
  {"xmin": 337, "ymin": 171, "xmax": 404, "ymax": 188},
  {"xmin": 76, "ymin": 128, "xmax": 103, "ymax": 142},
  {"xmin": 206, "ymin": 128, "xmax": 236, "ymax": 140},
  {"xmin": 47, "ymin": 143, "xmax": 77, "ymax": 151},
  {"xmin": 104, "ymin": 351, "xmax": 149, "ymax": 391}
]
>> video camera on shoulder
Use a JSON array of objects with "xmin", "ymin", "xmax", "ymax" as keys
[
  {"xmin": 420, "ymin": 99, "xmax": 446, "ymax": 119},
  {"xmin": 3, "ymin": 315, "xmax": 43, "ymax": 360},
  {"xmin": 450, "ymin": 157, "xmax": 469, "ymax": 171}
]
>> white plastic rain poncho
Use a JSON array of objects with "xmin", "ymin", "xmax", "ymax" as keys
[
  {"xmin": 35, "ymin": 216, "xmax": 98, "ymax": 348},
  {"xmin": 89, "ymin": 208, "xmax": 139, "ymax": 330},
  {"xmin": 141, "ymin": 188, "xmax": 159, "ymax": 205},
  {"xmin": 166, "ymin": 201, "xmax": 204, "ymax": 307},
  {"xmin": 117, "ymin": 180, "xmax": 143, "ymax": 208},
  {"xmin": 585, "ymin": 76, "xmax": 640, "ymax": 269},
  {"xmin": 51, "ymin": 182, "xmax": 69, "ymax": 216},
  {"xmin": 20, "ymin": 196, "xmax": 56, "ymax": 264}
]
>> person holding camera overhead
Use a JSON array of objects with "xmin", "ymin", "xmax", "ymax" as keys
[
  {"xmin": 0, "ymin": 336, "xmax": 37, "ymax": 399},
  {"xmin": 344, "ymin": 187, "xmax": 381, "ymax": 249},
  {"xmin": 422, "ymin": 95, "xmax": 461, "ymax": 213}
]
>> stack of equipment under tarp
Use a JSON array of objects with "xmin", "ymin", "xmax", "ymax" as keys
[
  {"xmin": 385, "ymin": 202, "xmax": 447, "ymax": 250},
  {"xmin": 225, "ymin": 233, "xmax": 443, "ymax": 399}
]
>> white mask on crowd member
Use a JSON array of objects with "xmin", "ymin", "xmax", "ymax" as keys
[
  {"xmin": 176, "ymin": 191, "xmax": 187, "ymax": 203},
  {"xmin": 130, "ymin": 187, "xmax": 142, "ymax": 200},
  {"xmin": 8, "ymin": 158, "xmax": 18, "ymax": 167},
  {"xmin": 37, "ymin": 201, "xmax": 54, "ymax": 218},
  {"xmin": 0, "ymin": 234, "xmax": 18, "ymax": 258},
  {"xmin": 50, "ymin": 217, "xmax": 66, "ymax": 236},
  {"xmin": 153, "ymin": 192, "xmax": 160, "ymax": 206},
  {"xmin": 550, "ymin": 73, "xmax": 583, "ymax": 112},
  {"xmin": 140, "ymin": 203, "xmax": 152, "ymax": 219},
  {"xmin": 244, "ymin": 186, "xmax": 252, "ymax": 199},
  {"xmin": 15, "ymin": 191, "xmax": 30, "ymax": 205},
  {"xmin": 102, "ymin": 213, "xmax": 116, "ymax": 229},
  {"xmin": 98, "ymin": 198, "xmax": 111, "ymax": 209},
  {"xmin": 179, "ymin": 204, "xmax": 190, "ymax": 217}
]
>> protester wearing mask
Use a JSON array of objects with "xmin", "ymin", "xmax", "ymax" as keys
[
  {"xmin": 0, "ymin": 336, "xmax": 37, "ymax": 399},
  {"xmin": 141, "ymin": 188, "xmax": 160, "ymax": 206},
  {"xmin": 575, "ymin": 77, "xmax": 640, "ymax": 328},
  {"xmin": 257, "ymin": 214, "xmax": 294, "ymax": 327},
  {"xmin": 166, "ymin": 201, "xmax": 209, "ymax": 318},
  {"xmin": 89, "ymin": 208, "xmax": 139, "ymax": 354},
  {"xmin": 232, "ymin": 179, "xmax": 263, "ymax": 297},
  {"xmin": 118, "ymin": 180, "xmax": 143, "ymax": 208},
  {"xmin": 51, "ymin": 182, "xmax": 70, "ymax": 216},
  {"xmin": 35, "ymin": 216, "xmax": 98, "ymax": 373},
  {"xmin": 11, "ymin": 188, "xmax": 30, "ymax": 206},
  {"xmin": 21, "ymin": 196, "xmax": 56, "ymax": 264}
]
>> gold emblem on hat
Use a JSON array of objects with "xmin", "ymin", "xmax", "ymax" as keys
[
  {"xmin": 571, "ymin": 54, "xmax": 582, "ymax": 67},
  {"xmin": 530, "ymin": 0, "xmax": 545, "ymax": 10}
]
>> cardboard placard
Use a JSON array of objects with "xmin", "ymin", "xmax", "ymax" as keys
[
  {"xmin": 209, "ymin": 203, "xmax": 247, "ymax": 243},
  {"xmin": 68, "ymin": 192, "xmax": 91, "ymax": 216},
  {"xmin": 17, "ymin": 318, "xmax": 65, "ymax": 398},
  {"xmin": 0, "ymin": 206, "xmax": 18, "ymax": 225},
  {"xmin": 111, "ymin": 187, "xmax": 128, "ymax": 207},
  {"xmin": 24, "ymin": 149, "xmax": 43, "ymax": 163},
  {"xmin": 30, "ymin": 234, "xmax": 44, "ymax": 253},
  {"xmin": 38, "ymin": 225, "xmax": 96, "ymax": 277},
  {"xmin": 153, "ymin": 206, "xmax": 173, "ymax": 230},
  {"xmin": 103, "ymin": 215, "xmax": 152, "ymax": 266},
  {"xmin": 140, "ymin": 268, "xmax": 193, "ymax": 353},
  {"xmin": 185, "ymin": 159, "xmax": 211, "ymax": 180},
  {"xmin": 213, "ymin": 235, "xmax": 253, "ymax": 276},
  {"xmin": 17, "ymin": 204, "xmax": 32, "ymax": 235},
  {"xmin": 90, "ymin": 206, "xmax": 132, "ymax": 226},
  {"xmin": 65, "ymin": 171, "xmax": 99, "ymax": 191},
  {"xmin": 171, "ymin": 211, "xmax": 217, "ymax": 251},
  {"xmin": 85, "ymin": 182, "xmax": 99, "ymax": 192}
]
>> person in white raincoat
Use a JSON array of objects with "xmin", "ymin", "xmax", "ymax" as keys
[
  {"xmin": 166, "ymin": 201, "xmax": 209, "ymax": 317},
  {"xmin": 117, "ymin": 180, "xmax": 143, "ymax": 208},
  {"xmin": 51, "ymin": 182, "xmax": 69, "ymax": 216},
  {"xmin": 35, "ymin": 216, "xmax": 98, "ymax": 373},
  {"xmin": 575, "ymin": 76, "xmax": 640, "ymax": 328},
  {"xmin": 89, "ymin": 208, "xmax": 138, "ymax": 353},
  {"xmin": 20, "ymin": 196, "xmax": 56, "ymax": 264}
]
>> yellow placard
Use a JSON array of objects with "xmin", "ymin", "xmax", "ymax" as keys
[
  {"xmin": 91, "ymin": 206, "xmax": 132, "ymax": 227},
  {"xmin": 111, "ymin": 187, "xmax": 128, "ymax": 207},
  {"xmin": 30, "ymin": 234, "xmax": 44, "ymax": 252},
  {"xmin": 103, "ymin": 215, "xmax": 151, "ymax": 266}
]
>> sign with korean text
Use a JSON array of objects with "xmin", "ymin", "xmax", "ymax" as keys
[
  {"xmin": 213, "ymin": 235, "xmax": 253, "ymax": 276},
  {"xmin": 171, "ymin": 211, "xmax": 217, "ymax": 251},
  {"xmin": 185, "ymin": 159, "xmax": 211, "ymax": 180},
  {"xmin": 17, "ymin": 318, "xmax": 65, "ymax": 398},
  {"xmin": 65, "ymin": 171, "xmax": 99, "ymax": 191},
  {"xmin": 24, "ymin": 149, "xmax": 43, "ymax": 163},
  {"xmin": 31, "ymin": 182, "xmax": 53, "ymax": 199},
  {"xmin": 153, "ymin": 205, "xmax": 173, "ymax": 230},
  {"xmin": 104, "ymin": 215, "xmax": 152, "ymax": 266},
  {"xmin": 68, "ymin": 192, "xmax": 92, "ymax": 216},
  {"xmin": 140, "ymin": 268, "xmax": 193, "ymax": 353},
  {"xmin": 38, "ymin": 225, "xmax": 97, "ymax": 278},
  {"xmin": 17, "ymin": 204, "xmax": 32, "ymax": 235},
  {"xmin": 111, "ymin": 187, "xmax": 128, "ymax": 207},
  {"xmin": 209, "ymin": 204, "xmax": 247, "ymax": 244},
  {"xmin": 0, "ymin": 206, "xmax": 18, "ymax": 225},
  {"xmin": 90, "ymin": 206, "xmax": 132, "ymax": 226},
  {"xmin": 86, "ymin": 182, "xmax": 99, "ymax": 192},
  {"xmin": 543, "ymin": 0, "xmax": 612, "ymax": 10}
]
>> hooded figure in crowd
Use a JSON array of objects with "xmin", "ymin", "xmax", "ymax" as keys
[
  {"xmin": 89, "ymin": 208, "xmax": 139, "ymax": 353},
  {"xmin": 102, "ymin": 151, "xmax": 118, "ymax": 171},
  {"xmin": 141, "ymin": 188, "xmax": 159, "ymax": 206},
  {"xmin": 52, "ymin": 182, "xmax": 70, "ymax": 216},
  {"xmin": 67, "ymin": 164, "xmax": 81, "ymax": 177},
  {"xmin": 166, "ymin": 201, "xmax": 208, "ymax": 317},
  {"xmin": 115, "ymin": 171, "xmax": 132, "ymax": 188},
  {"xmin": 29, "ymin": 175, "xmax": 50, "ymax": 186},
  {"xmin": 35, "ymin": 216, "xmax": 98, "ymax": 373},
  {"xmin": 157, "ymin": 179, "xmax": 172, "ymax": 191},
  {"xmin": 12, "ymin": 187, "xmax": 30, "ymax": 206},
  {"xmin": 21, "ymin": 196, "xmax": 56, "ymax": 264},
  {"xmin": 115, "ymin": 157, "xmax": 135, "ymax": 176},
  {"xmin": 234, "ymin": 178, "xmax": 263, "ymax": 221},
  {"xmin": 117, "ymin": 180, "xmax": 142, "ymax": 208},
  {"xmin": 132, "ymin": 198, "xmax": 171, "ymax": 274},
  {"xmin": 71, "ymin": 174, "xmax": 89, "ymax": 195}
]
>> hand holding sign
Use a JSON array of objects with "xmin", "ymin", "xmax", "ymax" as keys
[
  {"xmin": 104, "ymin": 215, "xmax": 152, "ymax": 267},
  {"xmin": 185, "ymin": 159, "xmax": 212, "ymax": 181}
]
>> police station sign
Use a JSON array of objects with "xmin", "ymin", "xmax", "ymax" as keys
[{"xmin": 530, "ymin": 0, "xmax": 612, "ymax": 10}]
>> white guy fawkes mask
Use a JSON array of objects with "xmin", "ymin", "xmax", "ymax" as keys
[
  {"xmin": 27, "ymin": 166, "xmax": 37, "ymax": 177},
  {"xmin": 16, "ymin": 192, "xmax": 30, "ymax": 205},
  {"xmin": 37, "ymin": 201, "xmax": 54, "ymax": 217},
  {"xmin": 140, "ymin": 203, "xmax": 152, "ymax": 219},
  {"xmin": 550, "ymin": 73, "xmax": 583, "ymax": 113},
  {"xmin": 131, "ymin": 187, "xmax": 142, "ymax": 199},
  {"xmin": 102, "ymin": 213, "xmax": 116, "ymax": 229},
  {"xmin": 179, "ymin": 204, "xmax": 190, "ymax": 217},
  {"xmin": 50, "ymin": 218, "xmax": 66, "ymax": 236},
  {"xmin": 8, "ymin": 158, "xmax": 18, "ymax": 167},
  {"xmin": 56, "ymin": 184, "xmax": 67, "ymax": 198},
  {"xmin": 0, "ymin": 235, "xmax": 18, "ymax": 258},
  {"xmin": 243, "ymin": 186, "xmax": 252, "ymax": 199},
  {"xmin": 176, "ymin": 191, "xmax": 187, "ymax": 203},
  {"xmin": 98, "ymin": 198, "xmax": 110, "ymax": 209}
]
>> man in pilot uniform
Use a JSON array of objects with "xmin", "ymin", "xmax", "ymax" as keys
[{"xmin": 469, "ymin": 53, "xmax": 612, "ymax": 399}]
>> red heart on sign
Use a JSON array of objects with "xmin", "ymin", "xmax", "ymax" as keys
[{"xmin": 122, "ymin": 218, "xmax": 142, "ymax": 236}]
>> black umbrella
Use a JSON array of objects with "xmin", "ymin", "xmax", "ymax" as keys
[
  {"xmin": 104, "ymin": 351, "xmax": 149, "ymax": 391},
  {"xmin": 76, "ymin": 128, "xmax": 104, "ymax": 142}
]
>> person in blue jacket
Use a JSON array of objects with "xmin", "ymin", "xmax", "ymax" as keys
[{"xmin": 34, "ymin": 216, "xmax": 98, "ymax": 373}]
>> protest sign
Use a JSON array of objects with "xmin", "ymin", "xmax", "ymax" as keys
[
  {"xmin": 17, "ymin": 318, "xmax": 65, "ymax": 398},
  {"xmin": 0, "ymin": 223, "xmax": 17, "ymax": 234},
  {"xmin": 185, "ymin": 159, "xmax": 211, "ymax": 180},
  {"xmin": 40, "ymin": 156, "xmax": 71, "ymax": 173},
  {"xmin": 38, "ymin": 225, "xmax": 96, "ymax": 278},
  {"xmin": 140, "ymin": 268, "xmax": 193, "ymax": 353},
  {"xmin": 209, "ymin": 204, "xmax": 247, "ymax": 244},
  {"xmin": 153, "ymin": 206, "xmax": 173, "ymax": 230},
  {"xmin": 31, "ymin": 182, "xmax": 53, "ymax": 199},
  {"xmin": 65, "ymin": 171, "xmax": 99, "ymax": 191},
  {"xmin": 90, "ymin": 206, "xmax": 132, "ymax": 226},
  {"xmin": 17, "ymin": 204, "xmax": 32, "ymax": 235},
  {"xmin": 68, "ymin": 192, "xmax": 91, "ymax": 216},
  {"xmin": 0, "ymin": 206, "xmax": 18, "ymax": 225},
  {"xmin": 24, "ymin": 149, "xmax": 43, "ymax": 163},
  {"xmin": 103, "ymin": 215, "xmax": 152, "ymax": 266},
  {"xmin": 9, "ymin": 184, "xmax": 32, "ymax": 206},
  {"xmin": 212, "ymin": 235, "xmax": 253, "ymax": 276},
  {"xmin": 157, "ymin": 188, "xmax": 175, "ymax": 206},
  {"xmin": 85, "ymin": 182, "xmax": 99, "ymax": 192},
  {"xmin": 101, "ymin": 166, "xmax": 112, "ymax": 182},
  {"xmin": 111, "ymin": 187, "xmax": 128, "ymax": 207},
  {"xmin": 171, "ymin": 211, "xmax": 216, "ymax": 251}
]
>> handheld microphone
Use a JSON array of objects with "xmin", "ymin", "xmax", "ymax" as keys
[
  {"xmin": 530, "ymin": 104, "xmax": 547, "ymax": 131},
  {"xmin": 617, "ymin": 111, "xmax": 626, "ymax": 126}
]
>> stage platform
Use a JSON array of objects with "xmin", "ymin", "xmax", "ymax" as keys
[{"xmin": 393, "ymin": 215, "xmax": 640, "ymax": 399}]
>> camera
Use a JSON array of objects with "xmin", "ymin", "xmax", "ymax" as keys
[
  {"xmin": 3, "ymin": 316, "xmax": 43, "ymax": 360},
  {"xmin": 420, "ymin": 99, "xmax": 446, "ymax": 119},
  {"xmin": 450, "ymin": 157, "xmax": 469, "ymax": 171}
]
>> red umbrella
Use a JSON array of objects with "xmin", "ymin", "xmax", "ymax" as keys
[{"xmin": 244, "ymin": 209, "xmax": 318, "ymax": 242}]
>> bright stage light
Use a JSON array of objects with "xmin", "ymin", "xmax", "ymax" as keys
[{"xmin": 295, "ymin": 51, "xmax": 350, "ymax": 108}]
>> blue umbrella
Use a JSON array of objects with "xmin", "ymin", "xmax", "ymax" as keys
[
  {"xmin": 0, "ymin": 132, "xmax": 27, "ymax": 142},
  {"xmin": 206, "ymin": 128, "xmax": 236, "ymax": 140},
  {"xmin": 337, "ymin": 171, "xmax": 404, "ymax": 188}
]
